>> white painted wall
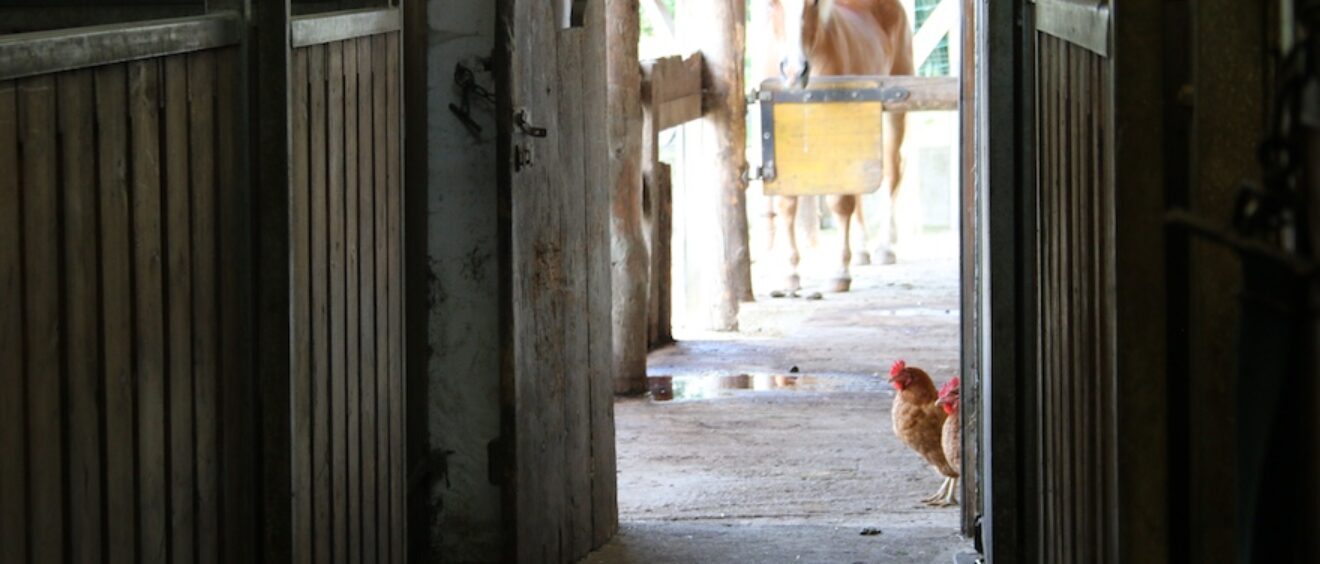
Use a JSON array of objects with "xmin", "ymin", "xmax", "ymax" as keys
[{"xmin": 423, "ymin": 0, "xmax": 503, "ymax": 560}]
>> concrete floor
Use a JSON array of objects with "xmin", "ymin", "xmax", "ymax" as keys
[{"xmin": 583, "ymin": 252, "xmax": 972, "ymax": 563}]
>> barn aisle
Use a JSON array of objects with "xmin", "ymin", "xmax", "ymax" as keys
[{"xmin": 584, "ymin": 256, "xmax": 970, "ymax": 563}]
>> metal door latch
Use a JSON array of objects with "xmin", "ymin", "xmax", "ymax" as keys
[
  {"xmin": 515, "ymin": 109, "xmax": 547, "ymax": 138},
  {"xmin": 514, "ymin": 145, "xmax": 534, "ymax": 171}
]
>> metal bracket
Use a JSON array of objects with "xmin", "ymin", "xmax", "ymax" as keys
[{"xmin": 515, "ymin": 109, "xmax": 548, "ymax": 138}]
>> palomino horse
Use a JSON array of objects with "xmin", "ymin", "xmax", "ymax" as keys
[{"xmin": 765, "ymin": 0, "xmax": 913, "ymax": 292}]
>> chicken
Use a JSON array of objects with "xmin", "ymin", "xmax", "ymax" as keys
[
  {"xmin": 935, "ymin": 376, "xmax": 961, "ymax": 507},
  {"xmin": 887, "ymin": 360, "xmax": 958, "ymax": 505}
]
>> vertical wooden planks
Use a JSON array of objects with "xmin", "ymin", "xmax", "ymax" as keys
[
  {"xmin": 95, "ymin": 63, "xmax": 137, "ymax": 564},
  {"xmin": 308, "ymin": 43, "xmax": 334, "ymax": 564},
  {"xmin": 21, "ymin": 72, "xmax": 63, "ymax": 564},
  {"xmin": 357, "ymin": 35, "xmax": 378, "ymax": 562},
  {"xmin": 385, "ymin": 30, "xmax": 405, "ymax": 561},
  {"xmin": 328, "ymin": 40, "xmax": 350, "ymax": 564},
  {"xmin": 555, "ymin": 27, "xmax": 593, "ymax": 560},
  {"xmin": 0, "ymin": 78, "xmax": 22, "ymax": 564},
  {"xmin": 58, "ymin": 68, "xmax": 104, "ymax": 564},
  {"xmin": 164, "ymin": 54, "xmax": 197, "ymax": 564},
  {"xmin": 130, "ymin": 58, "xmax": 169, "ymax": 564},
  {"xmin": 371, "ymin": 35, "xmax": 391, "ymax": 563},
  {"xmin": 344, "ymin": 37, "xmax": 363, "ymax": 564},
  {"xmin": 187, "ymin": 49, "xmax": 221, "ymax": 564},
  {"xmin": 292, "ymin": 47, "xmax": 314, "ymax": 564},
  {"xmin": 584, "ymin": 0, "xmax": 619, "ymax": 546},
  {"xmin": 1033, "ymin": 33, "xmax": 1115, "ymax": 560}
]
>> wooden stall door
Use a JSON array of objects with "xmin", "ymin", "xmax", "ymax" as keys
[
  {"xmin": 1031, "ymin": 1, "xmax": 1116, "ymax": 561},
  {"xmin": 0, "ymin": 22, "xmax": 255, "ymax": 562},
  {"xmin": 497, "ymin": 0, "xmax": 618, "ymax": 561},
  {"xmin": 284, "ymin": 8, "xmax": 408, "ymax": 563}
]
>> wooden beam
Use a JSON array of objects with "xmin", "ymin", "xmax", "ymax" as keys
[
  {"xmin": 608, "ymin": 0, "xmax": 649, "ymax": 395},
  {"xmin": 681, "ymin": 0, "xmax": 754, "ymax": 330},
  {"xmin": 757, "ymin": 75, "xmax": 960, "ymax": 111},
  {"xmin": 0, "ymin": 13, "xmax": 241, "ymax": 81},
  {"xmin": 252, "ymin": 0, "xmax": 296, "ymax": 560},
  {"xmin": 291, "ymin": 8, "xmax": 402, "ymax": 48}
]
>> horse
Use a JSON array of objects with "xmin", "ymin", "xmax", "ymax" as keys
[{"xmin": 764, "ymin": 0, "xmax": 913, "ymax": 293}]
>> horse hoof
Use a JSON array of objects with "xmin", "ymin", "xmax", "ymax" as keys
[
  {"xmin": 877, "ymin": 249, "xmax": 897, "ymax": 265},
  {"xmin": 830, "ymin": 277, "xmax": 852, "ymax": 293},
  {"xmin": 853, "ymin": 251, "xmax": 872, "ymax": 266},
  {"xmin": 785, "ymin": 274, "xmax": 801, "ymax": 292}
]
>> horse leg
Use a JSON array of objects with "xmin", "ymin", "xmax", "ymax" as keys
[
  {"xmin": 826, "ymin": 195, "xmax": 855, "ymax": 292},
  {"xmin": 852, "ymin": 197, "xmax": 872, "ymax": 266},
  {"xmin": 764, "ymin": 195, "xmax": 777, "ymax": 254},
  {"xmin": 877, "ymin": 111, "xmax": 907, "ymax": 264},
  {"xmin": 775, "ymin": 195, "xmax": 801, "ymax": 292}
]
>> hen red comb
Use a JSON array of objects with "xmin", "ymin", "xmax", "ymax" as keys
[
  {"xmin": 938, "ymin": 376, "xmax": 961, "ymax": 397},
  {"xmin": 889, "ymin": 360, "xmax": 906, "ymax": 377}
]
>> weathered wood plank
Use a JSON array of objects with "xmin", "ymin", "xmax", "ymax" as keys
[
  {"xmin": 652, "ymin": 163, "xmax": 673, "ymax": 347},
  {"xmin": 0, "ymin": 78, "xmax": 23, "ymax": 564},
  {"xmin": 1090, "ymin": 56, "xmax": 1108, "ymax": 562},
  {"xmin": 20, "ymin": 72, "xmax": 63, "ymax": 564},
  {"xmin": 307, "ymin": 42, "xmax": 334, "ymax": 564},
  {"xmin": 186, "ymin": 49, "xmax": 221, "ymax": 564},
  {"xmin": 94, "ymin": 63, "xmax": 136, "ymax": 564},
  {"xmin": 0, "ymin": 13, "xmax": 242, "ymax": 82},
  {"xmin": 371, "ymin": 35, "xmax": 390, "ymax": 563},
  {"xmin": 357, "ymin": 35, "xmax": 378, "ymax": 562},
  {"xmin": 328, "ymin": 39, "xmax": 350, "ymax": 564},
  {"xmin": 510, "ymin": 0, "xmax": 569, "ymax": 558},
  {"xmin": 584, "ymin": 0, "xmax": 619, "ymax": 546},
  {"xmin": 164, "ymin": 54, "xmax": 197, "ymax": 564},
  {"xmin": 292, "ymin": 46, "xmax": 315, "ymax": 564},
  {"xmin": 130, "ymin": 59, "xmax": 168, "ymax": 564},
  {"xmin": 214, "ymin": 45, "xmax": 258, "ymax": 562},
  {"xmin": 344, "ymin": 37, "xmax": 363, "ymax": 564},
  {"xmin": 652, "ymin": 94, "xmax": 702, "ymax": 133},
  {"xmin": 385, "ymin": 30, "xmax": 405, "ymax": 561},
  {"xmin": 58, "ymin": 68, "xmax": 104, "ymax": 564},
  {"xmin": 642, "ymin": 53, "xmax": 702, "ymax": 105},
  {"xmin": 556, "ymin": 27, "xmax": 593, "ymax": 559}
]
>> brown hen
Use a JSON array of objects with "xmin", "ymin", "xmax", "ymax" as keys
[{"xmin": 888, "ymin": 360, "xmax": 958, "ymax": 505}]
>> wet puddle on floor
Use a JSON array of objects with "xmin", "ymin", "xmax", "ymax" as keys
[
  {"xmin": 647, "ymin": 373, "xmax": 876, "ymax": 401},
  {"xmin": 864, "ymin": 306, "xmax": 959, "ymax": 318}
]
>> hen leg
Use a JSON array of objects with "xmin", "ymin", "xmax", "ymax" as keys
[
  {"xmin": 931, "ymin": 477, "xmax": 960, "ymax": 507},
  {"xmin": 921, "ymin": 477, "xmax": 951, "ymax": 504}
]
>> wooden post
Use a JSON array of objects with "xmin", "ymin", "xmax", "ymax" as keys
[
  {"xmin": 607, "ymin": 0, "xmax": 648, "ymax": 394},
  {"xmin": 252, "ymin": 0, "xmax": 295, "ymax": 560},
  {"xmin": 681, "ymin": 0, "xmax": 752, "ymax": 331}
]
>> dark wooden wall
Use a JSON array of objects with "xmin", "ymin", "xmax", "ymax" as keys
[
  {"xmin": 1033, "ymin": 33, "xmax": 1113, "ymax": 562},
  {"xmin": 289, "ymin": 30, "xmax": 407, "ymax": 563},
  {"xmin": 0, "ymin": 46, "xmax": 251, "ymax": 562}
]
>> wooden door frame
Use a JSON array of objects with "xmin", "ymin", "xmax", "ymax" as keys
[{"xmin": 965, "ymin": 0, "xmax": 1037, "ymax": 559}]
